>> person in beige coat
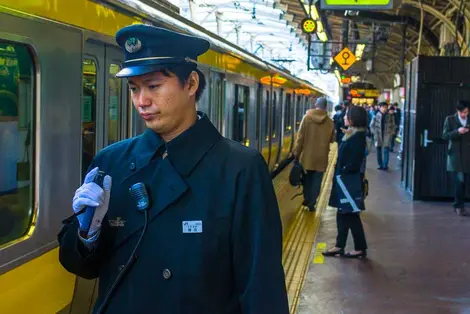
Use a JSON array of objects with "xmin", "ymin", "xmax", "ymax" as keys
[{"xmin": 293, "ymin": 97, "xmax": 335, "ymax": 211}]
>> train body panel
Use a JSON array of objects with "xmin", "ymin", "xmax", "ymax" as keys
[{"xmin": 0, "ymin": 1, "xmax": 326, "ymax": 312}]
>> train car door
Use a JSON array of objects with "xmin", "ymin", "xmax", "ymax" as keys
[
  {"xmin": 209, "ymin": 71, "xmax": 226, "ymax": 136},
  {"xmin": 72, "ymin": 39, "xmax": 127, "ymax": 314},
  {"xmin": 80, "ymin": 40, "xmax": 128, "ymax": 180}
]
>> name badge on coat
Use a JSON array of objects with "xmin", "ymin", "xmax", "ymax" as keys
[{"xmin": 182, "ymin": 221, "xmax": 203, "ymax": 233}]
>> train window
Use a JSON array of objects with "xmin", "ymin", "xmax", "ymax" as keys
[
  {"xmin": 233, "ymin": 84, "xmax": 249, "ymax": 145},
  {"xmin": 285, "ymin": 94, "xmax": 292, "ymax": 131},
  {"xmin": 264, "ymin": 90, "xmax": 269, "ymax": 141},
  {"xmin": 272, "ymin": 92, "xmax": 277, "ymax": 139},
  {"xmin": 107, "ymin": 64, "xmax": 121, "ymax": 145},
  {"xmin": 215, "ymin": 78, "xmax": 223, "ymax": 131},
  {"xmin": 82, "ymin": 59, "xmax": 97, "ymax": 178},
  {"xmin": 296, "ymin": 95, "xmax": 302, "ymax": 129},
  {"xmin": 0, "ymin": 42, "xmax": 35, "ymax": 247}
]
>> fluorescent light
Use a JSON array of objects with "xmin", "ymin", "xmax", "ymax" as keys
[{"xmin": 355, "ymin": 44, "xmax": 365, "ymax": 60}]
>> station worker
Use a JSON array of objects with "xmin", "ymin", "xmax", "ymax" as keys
[{"xmin": 57, "ymin": 24, "xmax": 289, "ymax": 314}]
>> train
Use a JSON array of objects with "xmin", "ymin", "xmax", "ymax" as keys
[{"xmin": 0, "ymin": 0, "xmax": 328, "ymax": 313}]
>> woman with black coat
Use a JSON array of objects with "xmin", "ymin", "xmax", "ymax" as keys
[{"xmin": 323, "ymin": 105, "xmax": 368, "ymax": 259}]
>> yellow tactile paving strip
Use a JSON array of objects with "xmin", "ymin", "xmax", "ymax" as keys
[{"xmin": 280, "ymin": 144, "xmax": 338, "ymax": 314}]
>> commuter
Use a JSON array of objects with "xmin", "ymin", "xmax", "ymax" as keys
[
  {"xmin": 323, "ymin": 106, "xmax": 368, "ymax": 258},
  {"xmin": 333, "ymin": 104, "xmax": 342, "ymax": 125},
  {"xmin": 293, "ymin": 97, "xmax": 335, "ymax": 211},
  {"xmin": 57, "ymin": 24, "xmax": 289, "ymax": 314},
  {"xmin": 370, "ymin": 102, "xmax": 396, "ymax": 170},
  {"xmin": 334, "ymin": 101, "xmax": 350, "ymax": 143},
  {"xmin": 442, "ymin": 100, "xmax": 470, "ymax": 216}
]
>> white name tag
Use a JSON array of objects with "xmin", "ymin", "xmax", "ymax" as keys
[{"xmin": 182, "ymin": 220, "xmax": 203, "ymax": 233}]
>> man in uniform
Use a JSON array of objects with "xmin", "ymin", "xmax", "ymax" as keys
[{"xmin": 58, "ymin": 24, "xmax": 289, "ymax": 313}]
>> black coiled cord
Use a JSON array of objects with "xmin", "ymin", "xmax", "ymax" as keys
[{"xmin": 96, "ymin": 209, "xmax": 149, "ymax": 314}]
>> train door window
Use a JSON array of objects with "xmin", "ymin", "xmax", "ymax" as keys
[
  {"xmin": 285, "ymin": 94, "xmax": 292, "ymax": 132},
  {"xmin": 215, "ymin": 78, "xmax": 224, "ymax": 131},
  {"xmin": 82, "ymin": 58, "xmax": 97, "ymax": 179},
  {"xmin": 272, "ymin": 92, "xmax": 277, "ymax": 139},
  {"xmin": 233, "ymin": 84, "xmax": 249, "ymax": 144},
  {"xmin": 296, "ymin": 95, "xmax": 302, "ymax": 129},
  {"xmin": 0, "ymin": 41, "xmax": 35, "ymax": 247},
  {"xmin": 107, "ymin": 63, "xmax": 121, "ymax": 145},
  {"xmin": 255, "ymin": 86, "xmax": 262, "ymax": 150},
  {"xmin": 264, "ymin": 90, "xmax": 270, "ymax": 141}
]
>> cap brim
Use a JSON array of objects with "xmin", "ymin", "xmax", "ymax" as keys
[{"xmin": 115, "ymin": 64, "xmax": 172, "ymax": 78}]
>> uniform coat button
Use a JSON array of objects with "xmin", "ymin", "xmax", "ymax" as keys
[
  {"xmin": 129, "ymin": 162, "xmax": 136, "ymax": 171},
  {"xmin": 162, "ymin": 268, "xmax": 172, "ymax": 280}
]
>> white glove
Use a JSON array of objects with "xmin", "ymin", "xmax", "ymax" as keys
[{"xmin": 72, "ymin": 167, "xmax": 112, "ymax": 237}]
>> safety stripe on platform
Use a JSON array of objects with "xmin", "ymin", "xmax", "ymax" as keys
[{"xmin": 281, "ymin": 144, "xmax": 337, "ymax": 314}]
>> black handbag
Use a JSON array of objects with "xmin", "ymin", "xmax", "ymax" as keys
[
  {"xmin": 330, "ymin": 173, "xmax": 365, "ymax": 213},
  {"xmin": 289, "ymin": 159, "xmax": 305, "ymax": 187}
]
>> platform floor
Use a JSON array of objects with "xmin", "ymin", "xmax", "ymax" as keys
[{"xmin": 296, "ymin": 151, "xmax": 470, "ymax": 314}]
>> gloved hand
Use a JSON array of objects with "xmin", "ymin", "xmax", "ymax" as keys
[{"xmin": 72, "ymin": 167, "xmax": 112, "ymax": 237}]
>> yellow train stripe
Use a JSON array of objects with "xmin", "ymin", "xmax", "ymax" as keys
[{"xmin": 0, "ymin": 247, "xmax": 75, "ymax": 314}]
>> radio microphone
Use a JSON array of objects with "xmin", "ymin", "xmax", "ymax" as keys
[
  {"xmin": 129, "ymin": 182, "xmax": 150, "ymax": 212},
  {"xmin": 96, "ymin": 182, "xmax": 151, "ymax": 314}
]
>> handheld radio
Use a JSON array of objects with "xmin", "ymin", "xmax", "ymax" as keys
[{"xmin": 79, "ymin": 170, "xmax": 105, "ymax": 238}]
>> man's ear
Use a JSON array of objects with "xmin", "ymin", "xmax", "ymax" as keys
[{"xmin": 187, "ymin": 71, "xmax": 199, "ymax": 97}]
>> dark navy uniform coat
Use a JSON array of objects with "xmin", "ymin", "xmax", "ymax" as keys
[{"xmin": 58, "ymin": 112, "xmax": 289, "ymax": 314}]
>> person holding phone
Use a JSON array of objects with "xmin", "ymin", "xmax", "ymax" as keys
[{"xmin": 443, "ymin": 100, "xmax": 470, "ymax": 216}]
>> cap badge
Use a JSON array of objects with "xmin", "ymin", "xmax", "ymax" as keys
[{"xmin": 125, "ymin": 37, "xmax": 142, "ymax": 53}]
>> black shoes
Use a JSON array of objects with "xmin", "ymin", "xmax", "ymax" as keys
[
  {"xmin": 322, "ymin": 248, "xmax": 367, "ymax": 259},
  {"xmin": 455, "ymin": 208, "xmax": 468, "ymax": 216},
  {"xmin": 322, "ymin": 248, "xmax": 344, "ymax": 257},
  {"xmin": 344, "ymin": 250, "xmax": 367, "ymax": 259}
]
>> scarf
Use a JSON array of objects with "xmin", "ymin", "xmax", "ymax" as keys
[{"xmin": 342, "ymin": 127, "xmax": 366, "ymax": 142}]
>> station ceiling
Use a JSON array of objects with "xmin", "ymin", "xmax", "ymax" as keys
[
  {"xmin": 321, "ymin": 0, "xmax": 469, "ymax": 89},
  {"xmin": 156, "ymin": 0, "xmax": 469, "ymax": 92}
]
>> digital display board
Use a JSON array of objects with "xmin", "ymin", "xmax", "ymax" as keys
[{"xmin": 320, "ymin": 0, "xmax": 396, "ymax": 10}]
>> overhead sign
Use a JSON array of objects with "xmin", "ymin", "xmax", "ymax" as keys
[
  {"xmin": 350, "ymin": 89, "xmax": 380, "ymax": 98},
  {"xmin": 301, "ymin": 18, "xmax": 317, "ymax": 34},
  {"xmin": 320, "ymin": 0, "xmax": 397, "ymax": 10},
  {"xmin": 334, "ymin": 47, "xmax": 357, "ymax": 71}
]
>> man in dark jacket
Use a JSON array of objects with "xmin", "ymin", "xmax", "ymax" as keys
[
  {"xmin": 334, "ymin": 101, "xmax": 350, "ymax": 143},
  {"xmin": 443, "ymin": 100, "xmax": 470, "ymax": 216},
  {"xmin": 58, "ymin": 24, "xmax": 288, "ymax": 313}
]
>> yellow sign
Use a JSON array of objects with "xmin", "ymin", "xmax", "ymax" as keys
[
  {"xmin": 334, "ymin": 47, "xmax": 357, "ymax": 71},
  {"xmin": 301, "ymin": 18, "xmax": 317, "ymax": 34}
]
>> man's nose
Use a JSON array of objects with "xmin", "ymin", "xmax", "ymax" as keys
[{"xmin": 137, "ymin": 89, "xmax": 151, "ymax": 108}]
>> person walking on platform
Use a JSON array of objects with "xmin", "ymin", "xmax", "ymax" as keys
[
  {"xmin": 293, "ymin": 97, "xmax": 335, "ymax": 211},
  {"xmin": 370, "ymin": 102, "xmax": 396, "ymax": 170},
  {"xmin": 443, "ymin": 100, "xmax": 470, "ymax": 217},
  {"xmin": 57, "ymin": 24, "xmax": 288, "ymax": 314},
  {"xmin": 334, "ymin": 100, "xmax": 350, "ymax": 144},
  {"xmin": 323, "ymin": 106, "xmax": 368, "ymax": 259}
]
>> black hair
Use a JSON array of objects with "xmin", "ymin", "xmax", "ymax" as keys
[
  {"xmin": 378, "ymin": 102, "xmax": 388, "ymax": 108},
  {"xmin": 347, "ymin": 105, "xmax": 368, "ymax": 128},
  {"xmin": 161, "ymin": 63, "xmax": 206, "ymax": 102},
  {"xmin": 334, "ymin": 105, "xmax": 342, "ymax": 111},
  {"xmin": 457, "ymin": 100, "xmax": 470, "ymax": 112}
]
